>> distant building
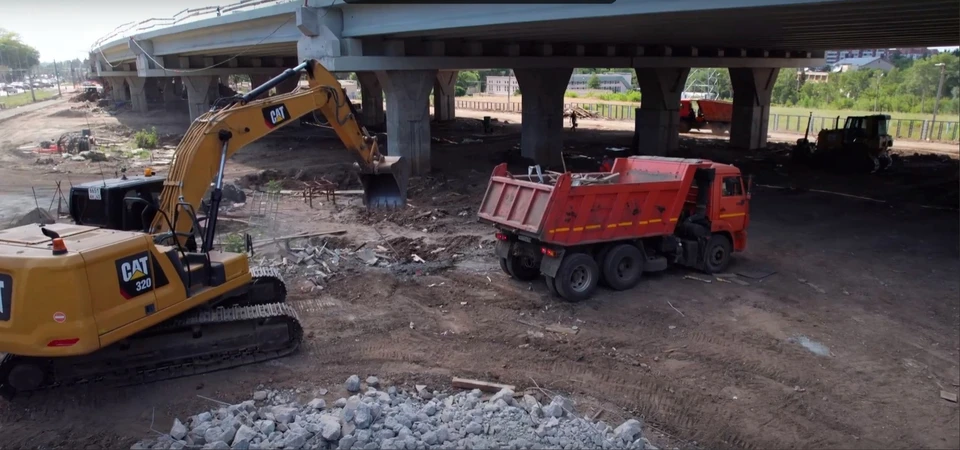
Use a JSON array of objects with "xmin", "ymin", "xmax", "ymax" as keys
[
  {"xmin": 832, "ymin": 56, "xmax": 894, "ymax": 72},
  {"xmin": 825, "ymin": 47, "xmax": 940, "ymax": 64},
  {"xmin": 485, "ymin": 72, "xmax": 633, "ymax": 96},
  {"xmin": 801, "ymin": 70, "xmax": 830, "ymax": 83},
  {"xmin": 891, "ymin": 47, "xmax": 941, "ymax": 60},
  {"xmin": 485, "ymin": 75, "xmax": 520, "ymax": 95},
  {"xmin": 567, "ymin": 73, "xmax": 633, "ymax": 93},
  {"xmin": 339, "ymin": 79, "xmax": 359, "ymax": 100}
]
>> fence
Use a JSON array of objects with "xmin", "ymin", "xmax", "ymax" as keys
[
  {"xmin": 769, "ymin": 114, "xmax": 960, "ymax": 142},
  {"xmin": 454, "ymin": 100, "xmax": 960, "ymax": 143}
]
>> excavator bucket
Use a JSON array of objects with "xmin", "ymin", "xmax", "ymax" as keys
[{"xmin": 358, "ymin": 156, "xmax": 411, "ymax": 209}]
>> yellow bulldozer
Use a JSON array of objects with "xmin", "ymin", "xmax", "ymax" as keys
[
  {"xmin": 0, "ymin": 60, "xmax": 408, "ymax": 398},
  {"xmin": 792, "ymin": 114, "xmax": 894, "ymax": 173}
]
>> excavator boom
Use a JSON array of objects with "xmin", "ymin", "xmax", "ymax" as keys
[{"xmin": 150, "ymin": 60, "xmax": 409, "ymax": 238}]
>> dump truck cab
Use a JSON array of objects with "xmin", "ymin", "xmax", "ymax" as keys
[{"xmin": 480, "ymin": 156, "xmax": 750, "ymax": 301}]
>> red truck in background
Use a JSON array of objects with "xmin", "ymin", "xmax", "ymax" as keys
[
  {"xmin": 478, "ymin": 156, "xmax": 751, "ymax": 302},
  {"xmin": 679, "ymin": 99, "xmax": 733, "ymax": 135}
]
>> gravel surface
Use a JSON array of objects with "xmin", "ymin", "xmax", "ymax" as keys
[{"xmin": 131, "ymin": 376, "xmax": 655, "ymax": 450}]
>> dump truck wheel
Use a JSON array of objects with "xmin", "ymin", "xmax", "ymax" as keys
[
  {"xmin": 545, "ymin": 275, "xmax": 559, "ymax": 297},
  {"xmin": 506, "ymin": 255, "xmax": 540, "ymax": 281},
  {"xmin": 601, "ymin": 244, "xmax": 644, "ymax": 291},
  {"xmin": 678, "ymin": 121, "xmax": 693, "ymax": 133},
  {"xmin": 703, "ymin": 234, "xmax": 732, "ymax": 274},
  {"xmin": 499, "ymin": 258, "xmax": 510, "ymax": 275},
  {"xmin": 554, "ymin": 253, "xmax": 600, "ymax": 302}
]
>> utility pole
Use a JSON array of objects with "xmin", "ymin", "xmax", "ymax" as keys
[
  {"xmin": 929, "ymin": 62, "xmax": 947, "ymax": 140},
  {"xmin": 506, "ymin": 70, "xmax": 513, "ymax": 108},
  {"xmin": 28, "ymin": 69, "xmax": 36, "ymax": 102},
  {"xmin": 874, "ymin": 72, "xmax": 883, "ymax": 112},
  {"xmin": 53, "ymin": 59, "xmax": 62, "ymax": 96}
]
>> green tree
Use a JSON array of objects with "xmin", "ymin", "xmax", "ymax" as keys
[
  {"xmin": 771, "ymin": 69, "xmax": 800, "ymax": 105},
  {"xmin": 587, "ymin": 74, "xmax": 601, "ymax": 89},
  {"xmin": 0, "ymin": 29, "xmax": 40, "ymax": 82},
  {"xmin": 456, "ymin": 70, "xmax": 479, "ymax": 96}
]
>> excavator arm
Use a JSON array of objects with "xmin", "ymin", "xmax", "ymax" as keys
[{"xmin": 149, "ymin": 60, "xmax": 409, "ymax": 245}]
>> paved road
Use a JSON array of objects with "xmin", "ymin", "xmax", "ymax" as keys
[{"xmin": 0, "ymin": 95, "xmax": 67, "ymax": 123}]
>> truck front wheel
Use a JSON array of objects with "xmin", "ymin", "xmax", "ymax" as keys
[
  {"xmin": 602, "ymin": 244, "xmax": 643, "ymax": 290},
  {"xmin": 554, "ymin": 253, "xmax": 600, "ymax": 302},
  {"xmin": 703, "ymin": 234, "xmax": 732, "ymax": 273}
]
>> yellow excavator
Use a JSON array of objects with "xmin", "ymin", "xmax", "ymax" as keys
[{"xmin": 0, "ymin": 60, "xmax": 408, "ymax": 398}]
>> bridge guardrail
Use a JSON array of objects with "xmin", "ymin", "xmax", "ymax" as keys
[
  {"xmin": 454, "ymin": 100, "xmax": 960, "ymax": 143},
  {"xmin": 91, "ymin": 0, "xmax": 293, "ymax": 51}
]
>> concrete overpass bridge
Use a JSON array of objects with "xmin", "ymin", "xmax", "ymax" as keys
[{"xmin": 91, "ymin": 0, "xmax": 959, "ymax": 174}]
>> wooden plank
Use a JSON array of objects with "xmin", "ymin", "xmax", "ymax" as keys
[{"xmin": 451, "ymin": 377, "xmax": 516, "ymax": 393}]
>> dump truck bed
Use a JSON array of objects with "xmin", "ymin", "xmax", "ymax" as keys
[
  {"xmin": 696, "ymin": 100, "xmax": 733, "ymax": 123},
  {"xmin": 478, "ymin": 156, "xmax": 711, "ymax": 246}
]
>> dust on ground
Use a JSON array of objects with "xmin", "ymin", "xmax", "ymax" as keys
[{"xmin": 0, "ymin": 102, "xmax": 957, "ymax": 450}]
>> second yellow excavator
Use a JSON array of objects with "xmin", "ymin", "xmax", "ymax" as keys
[{"xmin": 0, "ymin": 60, "xmax": 407, "ymax": 398}]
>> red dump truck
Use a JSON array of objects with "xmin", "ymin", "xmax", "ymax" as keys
[
  {"xmin": 679, "ymin": 99, "xmax": 733, "ymax": 134},
  {"xmin": 478, "ymin": 156, "xmax": 751, "ymax": 301}
]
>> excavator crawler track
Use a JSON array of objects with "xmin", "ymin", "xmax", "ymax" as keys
[{"xmin": 0, "ymin": 269, "xmax": 302, "ymax": 400}]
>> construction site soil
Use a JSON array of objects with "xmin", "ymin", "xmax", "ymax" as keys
[{"xmin": 0, "ymin": 98, "xmax": 957, "ymax": 450}]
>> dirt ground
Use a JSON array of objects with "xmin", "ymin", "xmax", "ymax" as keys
[{"xmin": 0, "ymin": 98, "xmax": 958, "ymax": 450}]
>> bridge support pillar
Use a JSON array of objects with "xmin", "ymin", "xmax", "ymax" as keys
[
  {"xmin": 162, "ymin": 77, "xmax": 180, "ymax": 109},
  {"xmin": 729, "ymin": 68, "xmax": 778, "ymax": 149},
  {"xmin": 107, "ymin": 78, "xmax": 129, "ymax": 102},
  {"xmin": 356, "ymin": 72, "xmax": 385, "ymax": 130},
  {"xmin": 433, "ymin": 71, "xmax": 457, "ymax": 122},
  {"xmin": 182, "ymin": 76, "xmax": 215, "ymax": 121},
  {"xmin": 633, "ymin": 67, "xmax": 690, "ymax": 156},
  {"xmin": 275, "ymin": 74, "xmax": 302, "ymax": 95},
  {"xmin": 513, "ymin": 68, "xmax": 573, "ymax": 167},
  {"xmin": 250, "ymin": 74, "xmax": 272, "ymax": 93},
  {"xmin": 377, "ymin": 70, "xmax": 436, "ymax": 176},
  {"xmin": 125, "ymin": 77, "xmax": 148, "ymax": 113}
]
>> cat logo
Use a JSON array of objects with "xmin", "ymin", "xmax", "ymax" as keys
[
  {"xmin": 262, "ymin": 104, "xmax": 291, "ymax": 129},
  {"xmin": 121, "ymin": 256, "xmax": 149, "ymax": 282},
  {"xmin": 115, "ymin": 251, "xmax": 155, "ymax": 299}
]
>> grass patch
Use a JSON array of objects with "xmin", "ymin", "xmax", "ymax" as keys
[
  {"xmin": 133, "ymin": 127, "xmax": 159, "ymax": 149},
  {"xmin": 0, "ymin": 90, "xmax": 56, "ymax": 108}
]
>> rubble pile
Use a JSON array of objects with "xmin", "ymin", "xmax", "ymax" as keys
[
  {"xmin": 563, "ymin": 105, "xmax": 601, "ymax": 119},
  {"xmin": 131, "ymin": 376, "xmax": 655, "ymax": 450}
]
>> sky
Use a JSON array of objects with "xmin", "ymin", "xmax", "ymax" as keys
[
  {"xmin": 1, "ymin": 1, "xmax": 957, "ymax": 63},
  {"xmin": 1, "ymin": 0, "xmax": 219, "ymax": 62}
]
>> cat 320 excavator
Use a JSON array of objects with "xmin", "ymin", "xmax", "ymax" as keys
[{"xmin": 0, "ymin": 59, "xmax": 408, "ymax": 398}]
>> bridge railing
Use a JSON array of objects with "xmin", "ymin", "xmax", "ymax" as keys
[
  {"xmin": 91, "ymin": 0, "xmax": 293, "ymax": 51},
  {"xmin": 454, "ymin": 100, "xmax": 960, "ymax": 143}
]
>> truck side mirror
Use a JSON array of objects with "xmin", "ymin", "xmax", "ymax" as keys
[{"xmin": 746, "ymin": 175, "xmax": 753, "ymax": 197}]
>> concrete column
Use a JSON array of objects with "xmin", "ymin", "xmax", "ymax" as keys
[
  {"xmin": 433, "ymin": 71, "xmax": 457, "ymax": 122},
  {"xmin": 729, "ymin": 68, "xmax": 779, "ymax": 149},
  {"xmin": 377, "ymin": 70, "xmax": 437, "ymax": 175},
  {"xmin": 207, "ymin": 76, "xmax": 222, "ymax": 103},
  {"xmin": 634, "ymin": 68, "xmax": 690, "ymax": 156},
  {"xmin": 250, "ymin": 74, "xmax": 272, "ymax": 91},
  {"xmin": 356, "ymin": 71, "xmax": 385, "ymax": 130},
  {"xmin": 275, "ymin": 74, "xmax": 302, "ymax": 95},
  {"xmin": 182, "ymin": 76, "xmax": 215, "ymax": 121},
  {"xmin": 110, "ymin": 79, "xmax": 130, "ymax": 102},
  {"xmin": 513, "ymin": 68, "xmax": 573, "ymax": 167},
  {"xmin": 162, "ymin": 77, "xmax": 179, "ymax": 107}
]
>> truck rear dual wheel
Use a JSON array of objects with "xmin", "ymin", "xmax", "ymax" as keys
[
  {"xmin": 601, "ymin": 244, "xmax": 644, "ymax": 291},
  {"xmin": 553, "ymin": 253, "xmax": 600, "ymax": 302},
  {"xmin": 505, "ymin": 255, "xmax": 540, "ymax": 281}
]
